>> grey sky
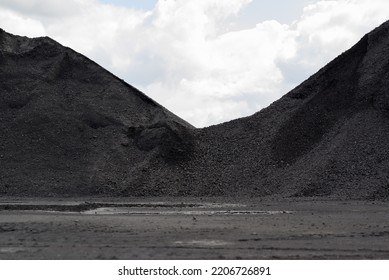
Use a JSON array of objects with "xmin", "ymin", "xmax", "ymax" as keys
[
  {"xmin": 98, "ymin": 0, "xmax": 158, "ymax": 10},
  {"xmin": 240, "ymin": 0, "xmax": 316, "ymax": 25}
]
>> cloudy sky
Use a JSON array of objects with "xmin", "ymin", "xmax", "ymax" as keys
[{"xmin": 0, "ymin": 0, "xmax": 388, "ymax": 127}]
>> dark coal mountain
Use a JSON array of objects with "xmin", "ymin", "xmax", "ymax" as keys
[
  {"xmin": 190, "ymin": 20, "xmax": 389, "ymax": 200},
  {"xmin": 1, "ymin": 21, "xmax": 389, "ymax": 199},
  {"xmin": 0, "ymin": 28, "xmax": 193, "ymax": 196}
]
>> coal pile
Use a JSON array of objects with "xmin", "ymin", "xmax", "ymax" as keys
[
  {"xmin": 0, "ymin": 28, "xmax": 193, "ymax": 196},
  {"xmin": 1, "ymin": 21, "xmax": 389, "ymax": 199}
]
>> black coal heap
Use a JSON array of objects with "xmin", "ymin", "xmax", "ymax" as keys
[{"xmin": 1, "ymin": 21, "xmax": 389, "ymax": 199}]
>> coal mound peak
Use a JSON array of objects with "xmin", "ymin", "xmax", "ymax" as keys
[
  {"xmin": 0, "ymin": 28, "xmax": 193, "ymax": 197},
  {"xmin": 1, "ymin": 20, "xmax": 389, "ymax": 200}
]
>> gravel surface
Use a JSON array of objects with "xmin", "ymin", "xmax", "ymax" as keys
[{"xmin": 0, "ymin": 199, "xmax": 388, "ymax": 259}]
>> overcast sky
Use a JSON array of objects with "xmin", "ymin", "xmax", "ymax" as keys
[{"xmin": 0, "ymin": 0, "xmax": 388, "ymax": 127}]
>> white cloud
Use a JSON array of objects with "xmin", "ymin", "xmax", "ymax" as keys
[
  {"xmin": 0, "ymin": 0, "xmax": 389, "ymax": 127},
  {"xmin": 133, "ymin": 2, "xmax": 298, "ymax": 126},
  {"xmin": 0, "ymin": 0, "xmax": 85, "ymax": 18},
  {"xmin": 0, "ymin": 8, "xmax": 46, "ymax": 37},
  {"xmin": 292, "ymin": 0, "xmax": 389, "ymax": 73}
]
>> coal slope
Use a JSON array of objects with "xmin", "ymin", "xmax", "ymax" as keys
[
  {"xmin": 1, "ymin": 20, "xmax": 389, "ymax": 200},
  {"xmin": 0, "ymin": 29, "xmax": 194, "ymax": 196},
  {"xmin": 187, "ymin": 21, "xmax": 389, "ymax": 200}
]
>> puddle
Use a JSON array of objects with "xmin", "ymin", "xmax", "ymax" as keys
[
  {"xmin": 0, "ymin": 247, "xmax": 26, "ymax": 254},
  {"xmin": 174, "ymin": 240, "xmax": 231, "ymax": 247},
  {"xmin": 0, "ymin": 202, "xmax": 202, "ymax": 212},
  {"xmin": 198, "ymin": 203, "xmax": 246, "ymax": 208},
  {"xmin": 0, "ymin": 202, "xmax": 292, "ymax": 216},
  {"xmin": 81, "ymin": 208, "xmax": 293, "ymax": 216}
]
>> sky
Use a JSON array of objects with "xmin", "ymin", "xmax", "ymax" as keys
[{"xmin": 0, "ymin": 0, "xmax": 388, "ymax": 127}]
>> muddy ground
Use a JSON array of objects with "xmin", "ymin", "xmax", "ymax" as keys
[{"xmin": 0, "ymin": 197, "xmax": 388, "ymax": 259}]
